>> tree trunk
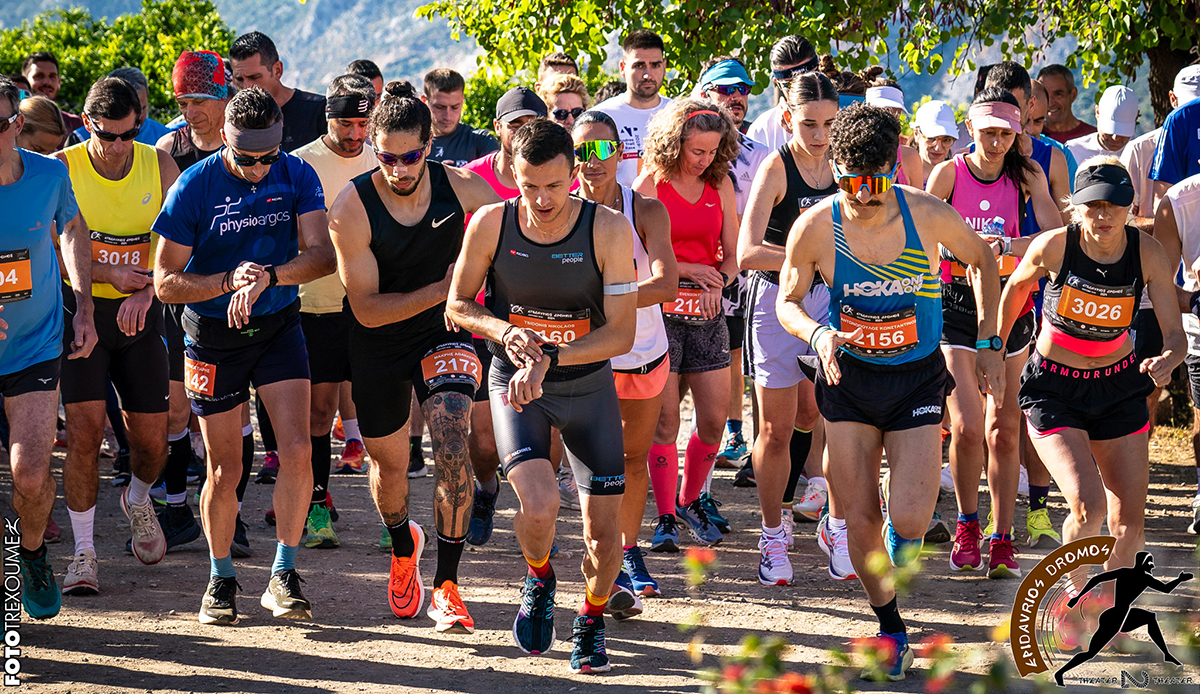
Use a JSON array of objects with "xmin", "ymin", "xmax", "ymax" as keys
[{"xmin": 1146, "ymin": 43, "xmax": 1195, "ymax": 126}]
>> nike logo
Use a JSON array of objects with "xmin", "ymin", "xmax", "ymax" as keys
[
  {"xmin": 37, "ymin": 378, "xmax": 52, "ymax": 384},
  {"xmin": 705, "ymin": 203, "xmax": 717, "ymax": 207},
  {"xmin": 432, "ymin": 215, "xmax": 454, "ymax": 228}
]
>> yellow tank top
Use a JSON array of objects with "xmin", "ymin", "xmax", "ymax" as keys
[{"xmin": 64, "ymin": 141, "xmax": 162, "ymax": 299}]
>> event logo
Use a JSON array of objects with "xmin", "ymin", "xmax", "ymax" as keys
[{"xmin": 1007, "ymin": 536, "xmax": 1193, "ymax": 688}]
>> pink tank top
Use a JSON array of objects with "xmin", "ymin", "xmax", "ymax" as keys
[
  {"xmin": 895, "ymin": 145, "xmax": 909, "ymax": 186},
  {"xmin": 657, "ymin": 179, "xmax": 722, "ymax": 268}
]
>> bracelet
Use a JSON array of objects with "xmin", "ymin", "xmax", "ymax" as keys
[
  {"xmin": 808, "ymin": 325, "xmax": 829, "ymax": 347},
  {"xmin": 221, "ymin": 270, "xmax": 233, "ymax": 294},
  {"xmin": 501, "ymin": 324, "xmax": 517, "ymax": 343}
]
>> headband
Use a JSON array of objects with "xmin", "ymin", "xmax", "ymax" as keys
[
  {"xmin": 771, "ymin": 60, "xmax": 817, "ymax": 81},
  {"xmin": 687, "ymin": 109, "xmax": 719, "ymax": 120},
  {"xmin": 226, "ymin": 121, "xmax": 283, "ymax": 152},
  {"xmin": 967, "ymin": 101, "xmax": 1023, "ymax": 133},
  {"xmin": 326, "ymin": 94, "xmax": 373, "ymax": 119},
  {"xmin": 172, "ymin": 50, "xmax": 227, "ymax": 101}
]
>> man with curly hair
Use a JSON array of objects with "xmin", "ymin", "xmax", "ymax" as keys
[{"xmin": 775, "ymin": 103, "xmax": 1005, "ymax": 681}]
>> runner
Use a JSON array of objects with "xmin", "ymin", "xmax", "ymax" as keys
[
  {"xmin": 1026, "ymin": 80, "xmax": 1079, "ymax": 190},
  {"xmin": 327, "ymin": 81, "xmax": 500, "ymax": 631},
  {"xmin": 926, "ymin": 86, "xmax": 1063, "ymax": 578},
  {"xmin": 910, "ymin": 101, "xmax": 957, "ymax": 187},
  {"xmin": 153, "ymin": 86, "xmax": 336, "ymax": 625},
  {"xmin": 423, "ymin": 69, "xmax": 499, "ymax": 168},
  {"xmin": 56, "ymin": 77, "xmax": 180, "ymax": 595},
  {"xmin": 291, "ymin": 74, "xmax": 380, "ymax": 548},
  {"xmin": 0, "ymin": 76, "xmax": 97, "ymax": 619},
  {"xmin": 777, "ymin": 102, "xmax": 1004, "ymax": 680},
  {"xmin": 1065, "ymin": 86, "xmax": 1137, "ymax": 163},
  {"xmin": 229, "ymin": 32, "xmax": 325, "ymax": 152},
  {"xmin": 537, "ymin": 74, "xmax": 590, "ymax": 131},
  {"xmin": 633, "ymin": 99, "xmax": 740, "ymax": 551},
  {"xmin": 595, "ymin": 30, "xmax": 673, "ymax": 187},
  {"xmin": 738, "ymin": 72, "xmax": 841, "ymax": 584},
  {"xmin": 15, "ymin": 95, "xmax": 68, "ymax": 155},
  {"xmin": 1001, "ymin": 159, "xmax": 1183, "ymax": 569},
  {"xmin": 535, "ymin": 52, "xmax": 579, "ymax": 90},
  {"xmin": 1037, "ymin": 65, "xmax": 1097, "ymax": 144},
  {"xmin": 572, "ymin": 110, "xmax": 677, "ymax": 607},
  {"xmin": 746, "ymin": 35, "xmax": 819, "ymax": 151},
  {"xmin": 346, "ymin": 59, "xmax": 384, "ymax": 97},
  {"xmin": 447, "ymin": 118, "xmax": 637, "ymax": 672}
]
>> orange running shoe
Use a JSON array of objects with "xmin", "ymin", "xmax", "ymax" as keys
[
  {"xmin": 428, "ymin": 580, "xmax": 475, "ymax": 634},
  {"xmin": 332, "ymin": 416, "xmax": 345, "ymax": 442},
  {"xmin": 387, "ymin": 521, "xmax": 426, "ymax": 619},
  {"xmin": 335, "ymin": 439, "xmax": 366, "ymax": 473}
]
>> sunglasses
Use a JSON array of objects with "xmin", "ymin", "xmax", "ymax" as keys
[
  {"xmin": 708, "ymin": 84, "xmax": 750, "ymax": 96},
  {"xmin": 552, "ymin": 107, "xmax": 585, "ymax": 122},
  {"xmin": 376, "ymin": 143, "xmax": 427, "ymax": 167},
  {"xmin": 230, "ymin": 149, "xmax": 283, "ymax": 166},
  {"xmin": 834, "ymin": 161, "xmax": 900, "ymax": 197},
  {"xmin": 0, "ymin": 112, "xmax": 17, "ymax": 135},
  {"xmin": 86, "ymin": 116, "xmax": 142, "ymax": 142},
  {"xmin": 574, "ymin": 140, "xmax": 620, "ymax": 163}
]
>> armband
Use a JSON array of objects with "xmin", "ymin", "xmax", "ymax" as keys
[{"xmin": 603, "ymin": 282, "xmax": 639, "ymax": 296}]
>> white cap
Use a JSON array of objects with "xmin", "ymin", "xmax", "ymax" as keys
[
  {"xmin": 1174, "ymin": 65, "xmax": 1200, "ymax": 106},
  {"xmin": 1097, "ymin": 85, "xmax": 1137, "ymax": 138},
  {"xmin": 913, "ymin": 100, "xmax": 957, "ymax": 138},
  {"xmin": 866, "ymin": 85, "xmax": 907, "ymax": 113}
]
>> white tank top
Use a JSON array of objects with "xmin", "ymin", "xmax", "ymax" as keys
[
  {"xmin": 611, "ymin": 185, "xmax": 670, "ymax": 370},
  {"xmin": 1165, "ymin": 175, "xmax": 1200, "ymax": 355}
]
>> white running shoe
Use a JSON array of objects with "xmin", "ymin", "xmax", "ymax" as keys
[
  {"xmin": 1018, "ymin": 464, "xmax": 1029, "ymax": 498},
  {"xmin": 939, "ymin": 464, "xmax": 954, "ymax": 492},
  {"xmin": 817, "ymin": 515, "xmax": 858, "ymax": 581},
  {"xmin": 558, "ymin": 465, "xmax": 581, "ymax": 512},
  {"xmin": 63, "ymin": 549, "xmax": 99, "ymax": 595},
  {"xmin": 757, "ymin": 533, "xmax": 793, "ymax": 586},
  {"xmin": 780, "ymin": 511, "xmax": 795, "ymax": 549},
  {"xmin": 121, "ymin": 487, "xmax": 166, "ymax": 565},
  {"xmin": 795, "ymin": 478, "xmax": 827, "ymax": 521}
]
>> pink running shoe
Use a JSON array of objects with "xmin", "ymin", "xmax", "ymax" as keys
[{"xmin": 948, "ymin": 519, "xmax": 983, "ymax": 572}]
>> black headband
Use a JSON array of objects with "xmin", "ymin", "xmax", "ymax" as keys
[
  {"xmin": 326, "ymin": 94, "xmax": 373, "ymax": 119},
  {"xmin": 772, "ymin": 60, "xmax": 818, "ymax": 81}
]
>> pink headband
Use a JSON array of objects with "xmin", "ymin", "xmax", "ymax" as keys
[
  {"xmin": 968, "ymin": 101, "xmax": 1022, "ymax": 133},
  {"xmin": 687, "ymin": 109, "xmax": 719, "ymax": 120}
]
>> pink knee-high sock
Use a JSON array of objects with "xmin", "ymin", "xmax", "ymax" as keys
[
  {"xmin": 679, "ymin": 432, "xmax": 719, "ymax": 507},
  {"xmin": 648, "ymin": 443, "xmax": 679, "ymax": 517}
]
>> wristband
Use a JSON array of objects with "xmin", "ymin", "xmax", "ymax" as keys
[
  {"xmin": 809, "ymin": 325, "xmax": 829, "ymax": 348},
  {"xmin": 1002, "ymin": 237, "xmax": 1012, "ymax": 255},
  {"xmin": 266, "ymin": 265, "xmax": 279, "ymax": 289}
]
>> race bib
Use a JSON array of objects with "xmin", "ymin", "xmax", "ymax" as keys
[
  {"xmin": 91, "ymin": 231, "xmax": 151, "ymax": 269},
  {"xmin": 664, "ymin": 279, "xmax": 707, "ymax": 322},
  {"xmin": 839, "ymin": 305, "xmax": 918, "ymax": 358},
  {"xmin": 420, "ymin": 345, "xmax": 482, "ymax": 390},
  {"xmin": 184, "ymin": 357, "xmax": 216, "ymax": 397},
  {"xmin": 0, "ymin": 249, "xmax": 33, "ymax": 304},
  {"xmin": 949, "ymin": 254, "xmax": 1020, "ymax": 283},
  {"xmin": 509, "ymin": 305, "xmax": 590, "ymax": 344},
  {"xmin": 1056, "ymin": 275, "xmax": 1136, "ymax": 336}
]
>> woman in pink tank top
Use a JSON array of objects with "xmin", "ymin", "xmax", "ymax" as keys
[{"xmin": 632, "ymin": 98, "xmax": 740, "ymax": 550}]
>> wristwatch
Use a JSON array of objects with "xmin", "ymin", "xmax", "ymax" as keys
[
  {"xmin": 976, "ymin": 335, "xmax": 1003, "ymax": 352},
  {"xmin": 540, "ymin": 342, "xmax": 560, "ymax": 370},
  {"xmin": 266, "ymin": 265, "xmax": 279, "ymax": 289}
]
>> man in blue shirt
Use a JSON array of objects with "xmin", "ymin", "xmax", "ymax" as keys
[
  {"xmin": 0, "ymin": 77, "xmax": 97, "ymax": 620},
  {"xmin": 1150, "ymin": 95, "xmax": 1200, "ymax": 208},
  {"xmin": 153, "ymin": 86, "xmax": 335, "ymax": 626}
]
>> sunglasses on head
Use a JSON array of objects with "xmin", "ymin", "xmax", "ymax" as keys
[
  {"xmin": 834, "ymin": 161, "xmax": 899, "ymax": 196},
  {"xmin": 0, "ymin": 112, "xmax": 17, "ymax": 135},
  {"xmin": 375, "ymin": 143, "xmax": 427, "ymax": 167},
  {"xmin": 574, "ymin": 140, "xmax": 620, "ymax": 163},
  {"xmin": 552, "ymin": 107, "xmax": 585, "ymax": 122},
  {"xmin": 230, "ymin": 149, "xmax": 283, "ymax": 167},
  {"xmin": 708, "ymin": 84, "xmax": 750, "ymax": 96}
]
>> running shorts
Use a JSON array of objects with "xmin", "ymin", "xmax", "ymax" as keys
[
  {"xmin": 350, "ymin": 329, "xmax": 481, "ymax": 439},
  {"xmin": 942, "ymin": 308, "xmax": 1035, "ymax": 357},
  {"xmin": 1131, "ymin": 308, "xmax": 1164, "ymax": 362},
  {"xmin": 163, "ymin": 303, "xmax": 186, "ymax": 382},
  {"xmin": 1188, "ymin": 354, "xmax": 1200, "ymax": 407},
  {"xmin": 726, "ymin": 314, "xmax": 745, "ymax": 353},
  {"xmin": 745, "ymin": 273, "xmax": 829, "ymax": 389},
  {"xmin": 301, "ymin": 311, "xmax": 351, "ymax": 384},
  {"xmin": 0, "ymin": 357, "xmax": 60, "ymax": 398},
  {"xmin": 1019, "ymin": 350, "xmax": 1153, "ymax": 441},
  {"xmin": 489, "ymin": 361, "xmax": 625, "ymax": 495},
  {"xmin": 61, "ymin": 291, "xmax": 169, "ymax": 413},
  {"xmin": 813, "ymin": 349, "xmax": 955, "ymax": 432},
  {"xmin": 665, "ymin": 315, "xmax": 730, "ymax": 374},
  {"xmin": 473, "ymin": 336, "xmax": 493, "ymax": 404},
  {"xmin": 613, "ymin": 352, "xmax": 669, "ymax": 400}
]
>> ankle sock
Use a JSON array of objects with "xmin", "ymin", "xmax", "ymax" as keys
[
  {"xmin": 68, "ymin": 506, "xmax": 95, "ymax": 554},
  {"xmin": 525, "ymin": 550, "xmax": 553, "ymax": 580},
  {"xmin": 958, "ymin": 511, "xmax": 979, "ymax": 524},
  {"xmin": 210, "ymin": 553, "xmax": 235, "ymax": 578},
  {"xmin": 271, "ymin": 542, "xmax": 298, "ymax": 574},
  {"xmin": 725, "ymin": 419, "xmax": 742, "ymax": 437},
  {"xmin": 1028, "ymin": 485, "xmax": 1050, "ymax": 512},
  {"xmin": 580, "ymin": 587, "xmax": 607, "ymax": 617},
  {"xmin": 127, "ymin": 475, "xmax": 153, "ymax": 507},
  {"xmin": 479, "ymin": 474, "xmax": 500, "ymax": 496},
  {"xmin": 342, "ymin": 417, "xmax": 361, "ymax": 442},
  {"xmin": 433, "ymin": 532, "xmax": 466, "ymax": 586},
  {"xmin": 829, "ymin": 516, "xmax": 847, "ymax": 531},
  {"xmin": 386, "ymin": 517, "xmax": 415, "ymax": 558},
  {"xmin": 871, "ymin": 596, "xmax": 906, "ymax": 635},
  {"xmin": 991, "ymin": 532, "xmax": 1012, "ymax": 542}
]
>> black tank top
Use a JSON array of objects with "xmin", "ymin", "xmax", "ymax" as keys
[
  {"xmin": 1042, "ymin": 224, "xmax": 1143, "ymax": 342},
  {"xmin": 487, "ymin": 199, "xmax": 606, "ymax": 381},
  {"xmin": 762, "ymin": 145, "xmax": 838, "ymax": 283},
  {"xmin": 348, "ymin": 160, "xmax": 466, "ymax": 348},
  {"xmin": 168, "ymin": 125, "xmax": 219, "ymax": 171}
]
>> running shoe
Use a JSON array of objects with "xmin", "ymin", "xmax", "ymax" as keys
[
  {"xmin": 20, "ymin": 550, "xmax": 60, "ymax": 619},
  {"xmin": 882, "ymin": 517, "xmax": 923, "ymax": 567},
  {"xmin": 231, "ymin": 514, "xmax": 251, "ymax": 558},
  {"xmin": 817, "ymin": 515, "xmax": 857, "ymax": 580},
  {"xmin": 466, "ymin": 483, "xmax": 498, "ymax": 546},
  {"xmin": 43, "ymin": 516, "xmax": 62, "ymax": 544},
  {"xmin": 698, "ymin": 492, "xmax": 730, "ymax": 534},
  {"xmin": 1027, "ymin": 508, "xmax": 1062, "ymax": 548},
  {"xmin": 607, "ymin": 570, "xmax": 643, "ymax": 620},
  {"xmin": 120, "ymin": 486, "xmax": 166, "ymax": 565},
  {"xmin": 158, "ymin": 504, "xmax": 203, "ymax": 551},
  {"xmin": 949, "ymin": 519, "xmax": 984, "ymax": 572},
  {"xmin": 513, "ymin": 571, "xmax": 556, "ymax": 655},
  {"xmin": 100, "ymin": 429, "xmax": 119, "ymax": 459},
  {"xmin": 261, "ymin": 569, "xmax": 312, "ymax": 619},
  {"xmin": 150, "ymin": 480, "xmax": 167, "ymax": 504},
  {"xmin": 325, "ymin": 491, "xmax": 339, "ymax": 522},
  {"xmin": 379, "ymin": 524, "xmax": 391, "ymax": 550},
  {"xmin": 676, "ymin": 498, "xmax": 723, "ymax": 546},
  {"xmin": 63, "ymin": 549, "xmax": 99, "ymax": 596},
  {"xmin": 780, "ymin": 509, "xmax": 795, "ymax": 549},
  {"xmin": 987, "ymin": 537, "xmax": 1021, "ymax": 579},
  {"xmin": 731, "ymin": 458, "xmax": 756, "ymax": 487},
  {"xmin": 265, "ymin": 508, "xmax": 276, "ymax": 526},
  {"xmin": 111, "ymin": 452, "xmax": 131, "ymax": 487},
  {"xmin": 924, "ymin": 511, "xmax": 952, "ymax": 544},
  {"xmin": 334, "ymin": 439, "xmax": 366, "ymax": 474},
  {"xmin": 304, "ymin": 503, "xmax": 339, "ymax": 549},
  {"xmin": 198, "ymin": 575, "xmax": 240, "ymax": 625},
  {"xmin": 623, "ymin": 546, "xmax": 661, "ymax": 597},
  {"xmin": 939, "ymin": 464, "xmax": 954, "ymax": 492},
  {"xmin": 794, "ymin": 478, "xmax": 827, "ymax": 522},
  {"xmin": 983, "ymin": 510, "xmax": 996, "ymax": 537},
  {"xmin": 187, "ymin": 451, "xmax": 205, "ymax": 483},
  {"xmin": 715, "ymin": 430, "xmax": 747, "ymax": 468},
  {"xmin": 407, "ymin": 441, "xmax": 427, "ymax": 478},
  {"xmin": 558, "ymin": 465, "xmax": 581, "ymax": 512},
  {"xmin": 428, "ymin": 580, "xmax": 474, "ymax": 634},
  {"xmin": 757, "ymin": 532, "xmax": 792, "ymax": 586},
  {"xmin": 388, "ymin": 520, "xmax": 426, "ymax": 619},
  {"xmin": 570, "ymin": 614, "xmax": 610, "ymax": 673},
  {"xmin": 332, "ymin": 416, "xmax": 345, "ymax": 442},
  {"xmin": 1188, "ymin": 494, "xmax": 1200, "ymax": 535},
  {"xmin": 255, "ymin": 451, "xmax": 280, "ymax": 484},
  {"xmin": 860, "ymin": 631, "xmax": 914, "ymax": 682},
  {"xmin": 650, "ymin": 514, "xmax": 680, "ymax": 553}
]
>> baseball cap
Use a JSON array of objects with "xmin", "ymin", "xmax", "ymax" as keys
[
  {"xmin": 699, "ymin": 59, "xmax": 752, "ymax": 88},
  {"xmin": 1071, "ymin": 163, "xmax": 1135, "ymax": 206},
  {"xmin": 1173, "ymin": 65, "xmax": 1200, "ymax": 106},
  {"xmin": 496, "ymin": 86, "xmax": 547, "ymax": 123},
  {"xmin": 866, "ymin": 86, "xmax": 907, "ymax": 113},
  {"xmin": 914, "ymin": 100, "xmax": 957, "ymax": 138},
  {"xmin": 1096, "ymin": 85, "xmax": 1137, "ymax": 138}
]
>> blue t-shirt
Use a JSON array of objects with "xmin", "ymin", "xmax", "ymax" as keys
[
  {"xmin": 0, "ymin": 149, "xmax": 79, "ymax": 375},
  {"xmin": 152, "ymin": 149, "xmax": 325, "ymax": 319},
  {"xmin": 1036, "ymin": 134, "xmax": 1077, "ymax": 192},
  {"xmin": 73, "ymin": 117, "xmax": 170, "ymax": 148},
  {"xmin": 1150, "ymin": 97, "xmax": 1200, "ymax": 186}
]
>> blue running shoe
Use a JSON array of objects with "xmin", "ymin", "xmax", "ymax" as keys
[
  {"xmin": 883, "ymin": 518, "xmax": 923, "ymax": 567},
  {"xmin": 716, "ymin": 430, "xmax": 748, "ymax": 466},
  {"xmin": 20, "ymin": 550, "xmax": 61, "ymax": 619},
  {"xmin": 698, "ymin": 492, "xmax": 730, "ymax": 534},
  {"xmin": 606, "ymin": 570, "xmax": 642, "ymax": 620},
  {"xmin": 622, "ymin": 545, "xmax": 661, "ymax": 597},
  {"xmin": 649, "ymin": 514, "xmax": 679, "ymax": 553},
  {"xmin": 676, "ymin": 498, "xmax": 723, "ymax": 546},
  {"xmin": 570, "ymin": 614, "xmax": 611, "ymax": 673},
  {"xmin": 513, "ymin": 572, "xmax": 556, "ymax": 654},
  {"xmin": 860, "ymin": 631, "xmax": 914, "ymax": 682},
  {"xmin": 466, "ymin": 483, "xmax": 497, "ymax": 546}
]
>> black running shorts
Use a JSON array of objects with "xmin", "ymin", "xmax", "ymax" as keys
[
  {"xmin": 1131, "ymin": 307, "xmax": 1164, "ymax": 362},
  {"xmin": 472, "ymin": 336, "xmax": 493, "ymax": 404},
  {"xmin": 163, "ymin": 303, "xmax": 186, "ymax": 382},
  {"xmin": 813, "ymin": 349, "xmax": 955, "ymax": 432},
  {"xmin": 1019, "ymin": 350, "xmax": 1153, "ymax": 441},
  {"xmin": 301, "ymin": 311, "xmax": 351, "ymax": 385},
  {"xmin": 942, "ymin": 308, "xmax": 1035, "ymax": 357},
  {"xmin": 0, "ymin": 357, "xmax": 60, "ymax": 398},
  {"xmin": 61, "ymin": 291, "xmax": 169, "ymax": 413}
]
